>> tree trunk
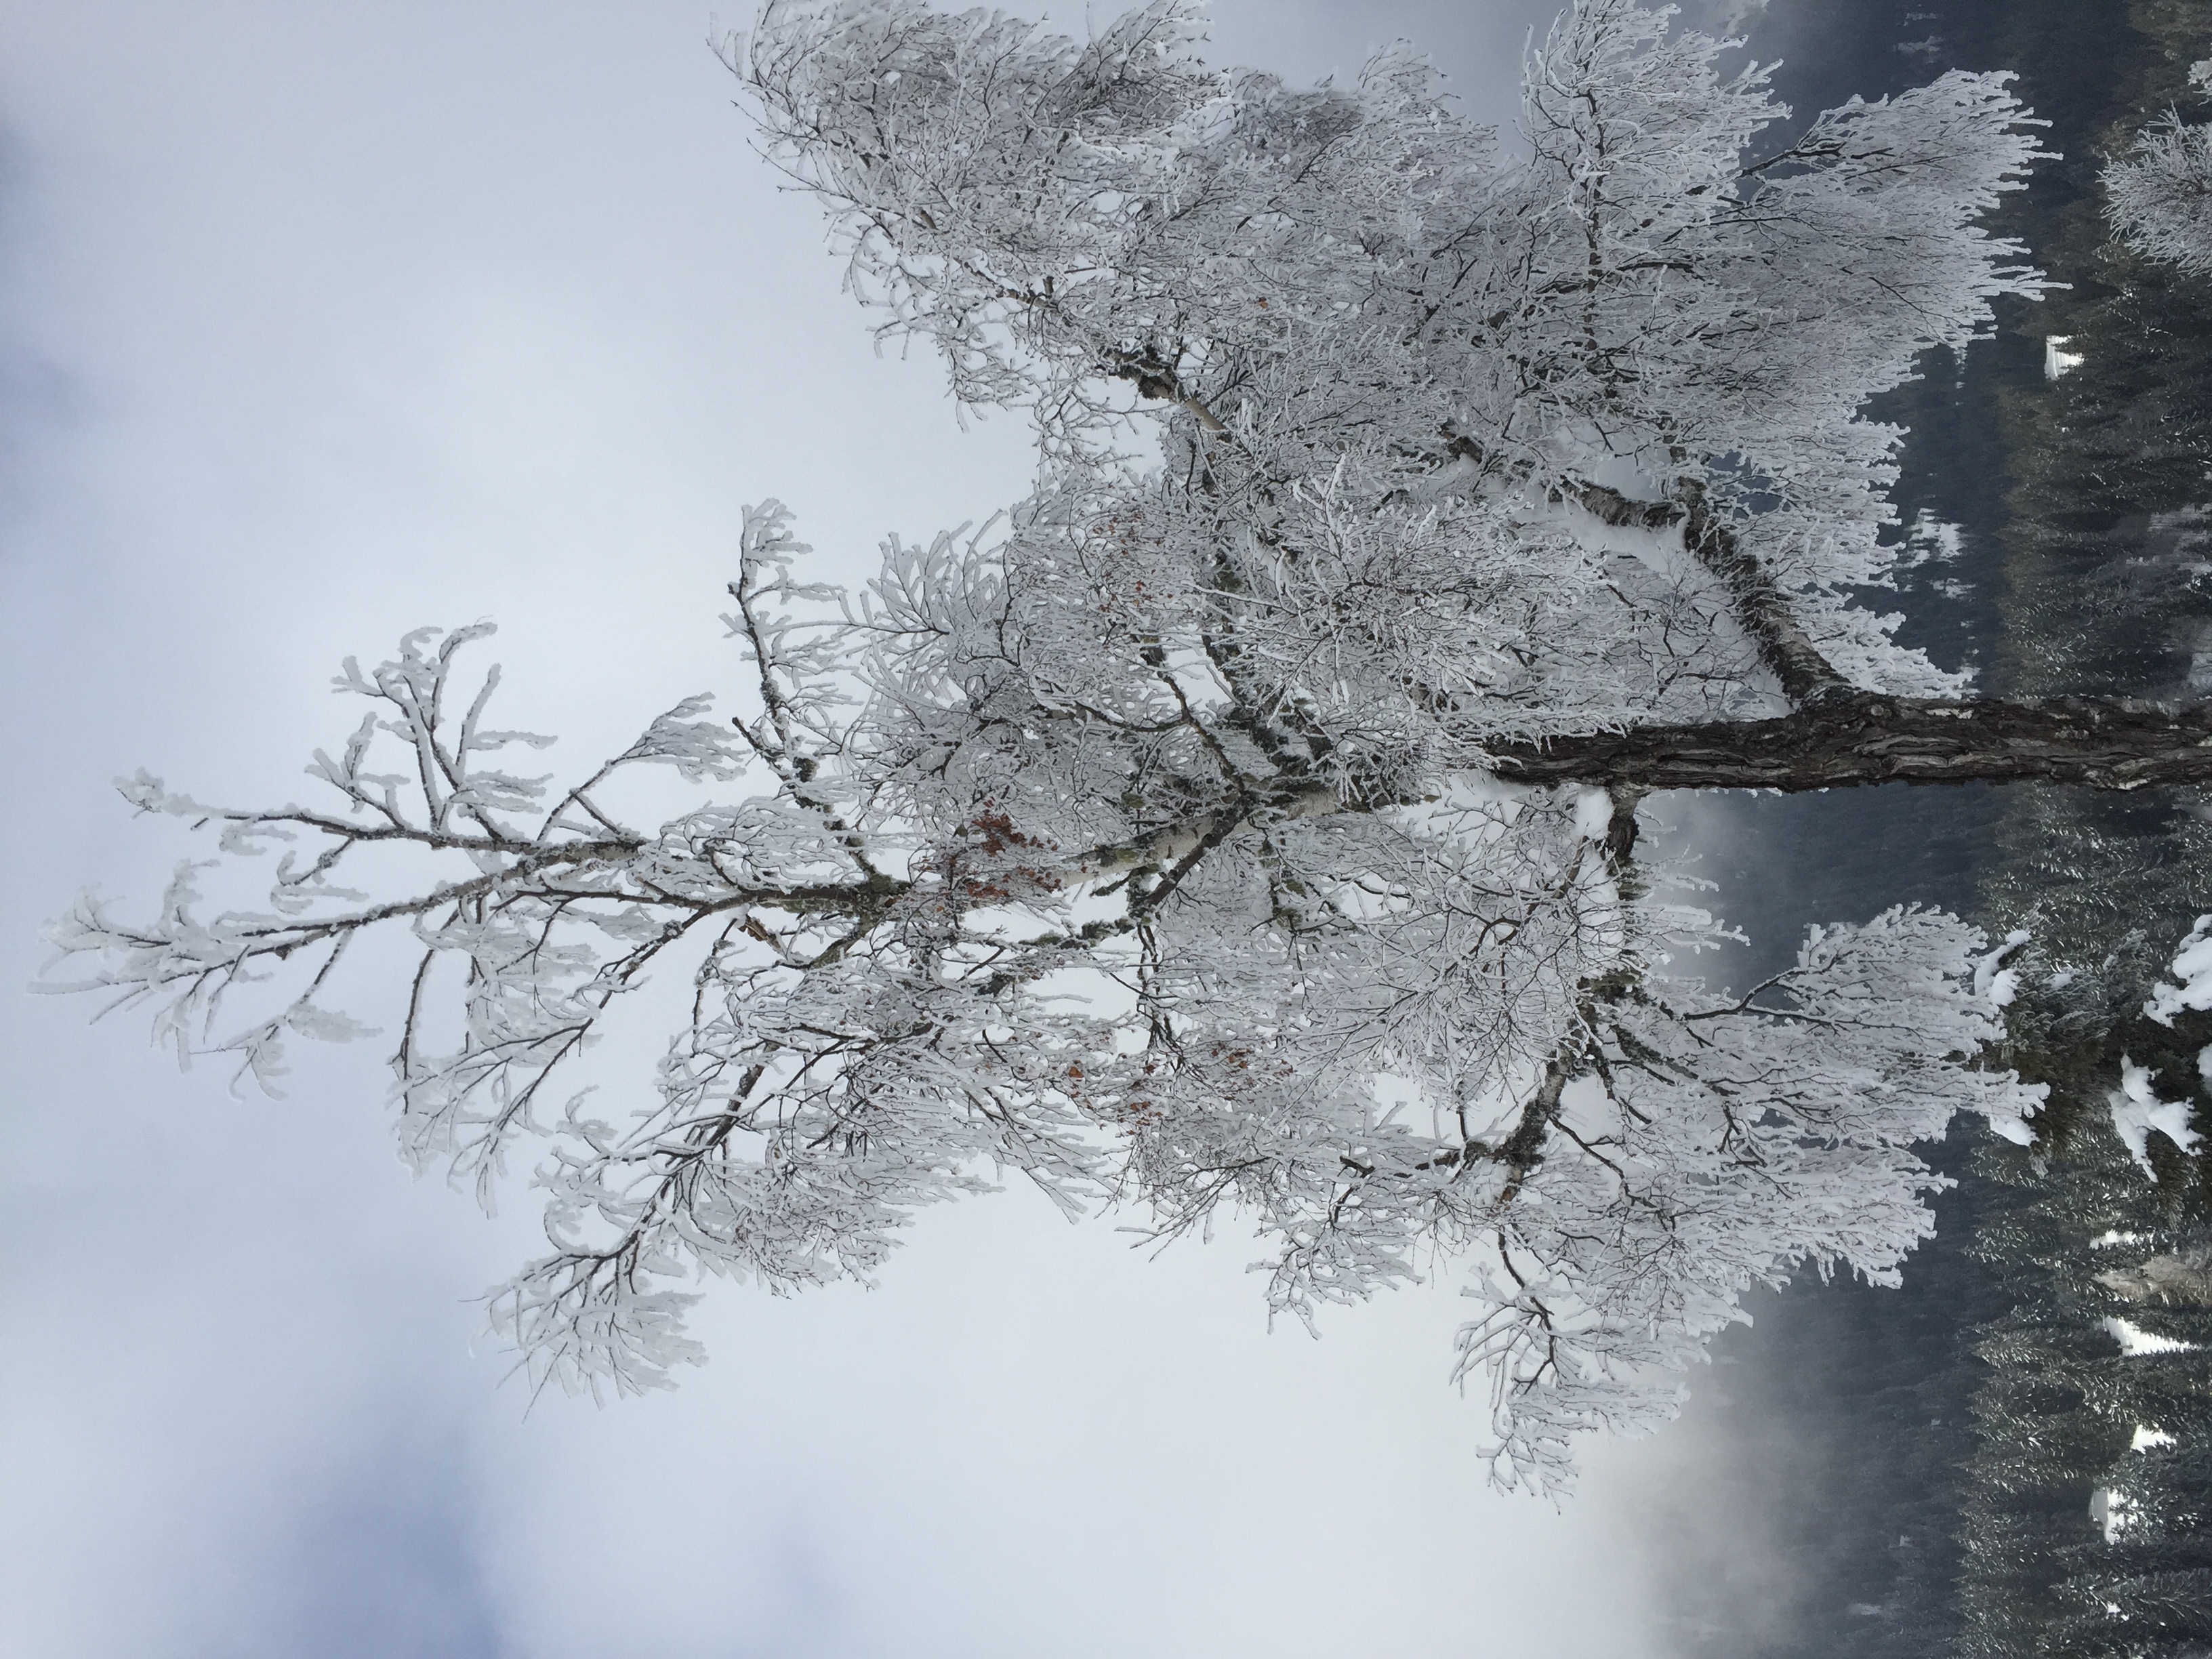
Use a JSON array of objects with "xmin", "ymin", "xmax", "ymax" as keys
[{"xmin": 1486, "ymin": 696, "xmax": 2212, "ymax": 792}]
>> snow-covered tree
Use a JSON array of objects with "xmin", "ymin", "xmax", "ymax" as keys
[
  {"xmin": 48, "ymin": 0, "xmax": 2211, "ymax": 1494},
  {"xmin": 2105, "ymin": 59, "xmax": 2212, "ymax": 274}
]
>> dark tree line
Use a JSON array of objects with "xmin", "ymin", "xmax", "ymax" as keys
[{"xmin": 1631, "ymin": 3, "xmax": 2212, "ymax": 1654}]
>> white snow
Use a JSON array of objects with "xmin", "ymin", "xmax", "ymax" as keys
[
  {"xmin": 2044, "ymin": 335, "xmax": 2084, "ymax": 378},
  {"xmin": 1972, "ymin": 930, "xmax": 2030, "ymax": 1004},
  {"xmin": 2089, "ymin": 1486, "xmax": 2133, "ymax": 1542},
  {"xmin": 1901, "ymin": 509, "xmax": 1964, "ymax": 567},
  {"xmin": 2108, "ymin": 1056, "xmax": 2205, "ymax": 1172},
  {"xmin": 2102, "ymin": 1315, "xmax": 2196, "ymax": 1357},
  {"xmin": 2144, "ymin": 913, "xmax": 2212, "ymax": 1024},
  {"xmin": 2132, "ymin": 1425, "xmax": 2177, "ymax": 1450}
]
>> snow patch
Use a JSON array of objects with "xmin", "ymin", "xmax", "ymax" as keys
[
  {"xmin": 2145, "ymin": 913, "xmax": 2212, "ymax": 1024},
  {"xmin": 2090, "ymin": 1486, "xmax": 2135, "ymax": 1542},
  {"xmin": 2102, "ymin": 1315, "xmax": 2196, "ymax": 1357},
  {"xmin": 1900, "ymin": 509, "xmax": 1964, "ymax": 567},
  {"xmin": 2108, "ymin": 1055, "xmax": 2205, "ymax": 1172},
  {"xmin": 1971, "ymin": 930, "xmax": 2030, "ymax": 1005}
]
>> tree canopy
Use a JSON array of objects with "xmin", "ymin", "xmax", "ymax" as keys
[
  {"xmin": 45, "ymin": 0, "xmax": 2145, "ymax": 1494},
  {"xmin": 2107, "ymin": 58, "xmax": 2212, "ymax": 276}
]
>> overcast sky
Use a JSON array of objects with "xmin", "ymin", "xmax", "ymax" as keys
[{"xmin": 0, "ymin": 5, "xmax": 1776, "ymax": 1656}]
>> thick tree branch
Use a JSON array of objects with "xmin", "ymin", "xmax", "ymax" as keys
[
  {"xmin": 1486, "ymin": 695, "xmax": 2212, "ymax": 792},
  {"xmin": 1571, "ymin": 478, "xmax": 1858, "ymax": 707}
]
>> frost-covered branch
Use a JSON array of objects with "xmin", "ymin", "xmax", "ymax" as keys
[{"xmin": 2106, "ymin": 62, "xmax": 2212, "ymax": 274}]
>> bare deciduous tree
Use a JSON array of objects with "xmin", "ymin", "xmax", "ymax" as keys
[{"xmin": 53, "ymin": 0, "xmax": 2187, "ymax": 1493}]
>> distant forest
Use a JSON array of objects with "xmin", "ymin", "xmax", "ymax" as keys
[{"xmin": 1637, "ymin": 2, "xmax": 2212, "ymax": 1654}]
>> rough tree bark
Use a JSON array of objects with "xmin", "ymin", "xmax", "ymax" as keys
[{"xmin": 1488, "ymin": 696, "xmax": 2212, "ymax": 793}]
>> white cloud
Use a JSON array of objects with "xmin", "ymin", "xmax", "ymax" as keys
[{"xmin": 1, "ymin": 3, "xmax": 1672, "ymax": 1656}]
